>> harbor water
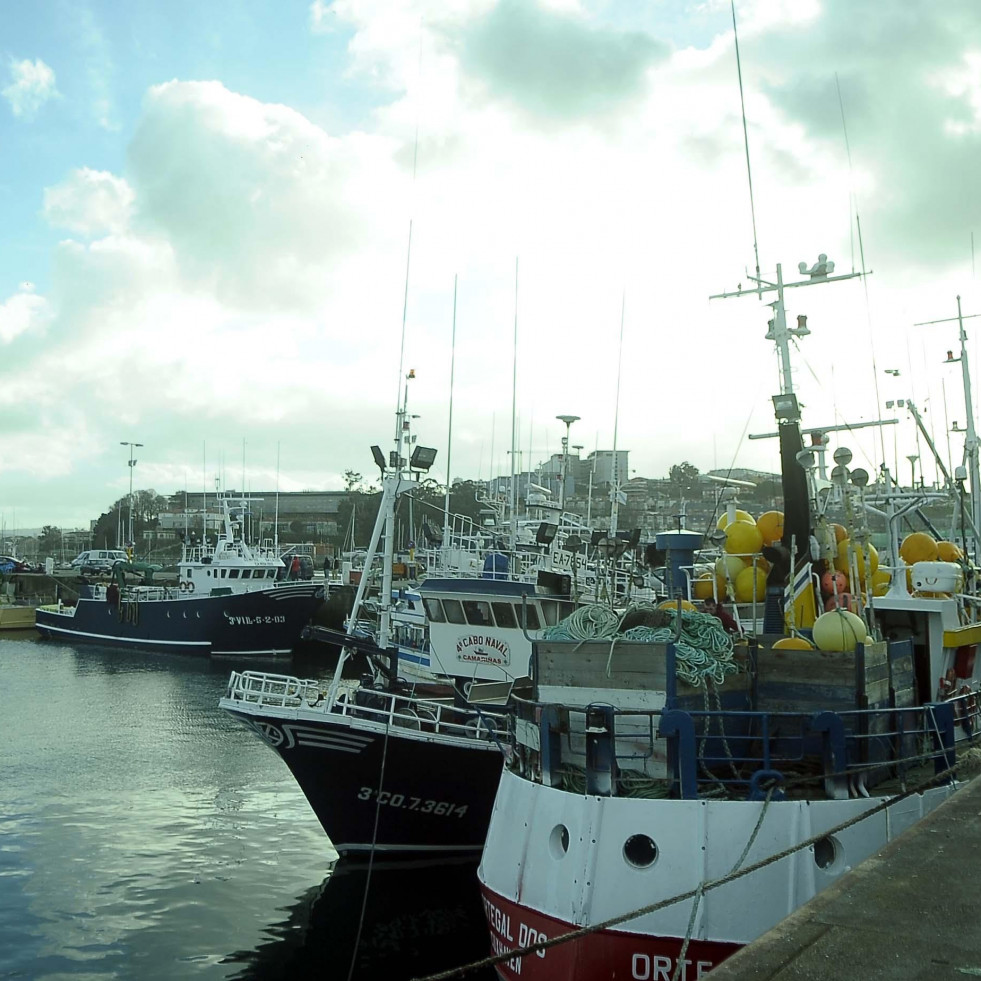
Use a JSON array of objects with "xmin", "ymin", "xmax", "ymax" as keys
[{"xmin": 0, "ymin": 635, "xmax": 495, "ymax": 980}]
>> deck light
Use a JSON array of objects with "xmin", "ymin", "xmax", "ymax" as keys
[{"xmin": 409, "ymin": 445, "xmax": 438, "ymax": 471}]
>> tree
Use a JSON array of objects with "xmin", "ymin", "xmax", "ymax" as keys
[
  {"xmin": 668, "ymin": 462, "xmax": 700, "ymax": 497},
  {"xmin": 37, "ymin": 525, "xmax": 63, "ymax": 560},
  {"xmin": 343, "ymin": 470, "xmax": 364, "ymax": 493}
]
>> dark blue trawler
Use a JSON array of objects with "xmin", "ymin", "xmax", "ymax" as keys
[{"xmin": 35, "ymin": 497, "xmax": 323, "ymax": 657}]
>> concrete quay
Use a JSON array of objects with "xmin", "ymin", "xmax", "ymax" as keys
[{"xmin": 709, "ymin": 776, "xmax": 981, "ymax": 980}]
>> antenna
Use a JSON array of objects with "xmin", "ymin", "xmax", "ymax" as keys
[
  {"xmin": 510, "ymin": 256, "xmax": 519, "ymax": 553},
  {"xmin": 731, "ymin": 0, "xmax": 761, "ymax": 295},
  {"xmin": 444, "ymin": 274, "xmax": 458, "ymax": 549},
  {"xmin": 610, "ymin": 290, "xmax": 626, "ymax": 536}
]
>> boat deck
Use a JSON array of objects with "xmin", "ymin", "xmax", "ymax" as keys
[{"xmin": 709, "ymin": 772, "xmax": 981, "ymax": 980}]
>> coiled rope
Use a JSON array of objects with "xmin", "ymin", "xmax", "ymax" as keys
[{"xmin": 542, "ymin": 602, "xmax": 740, "ymax": 690}]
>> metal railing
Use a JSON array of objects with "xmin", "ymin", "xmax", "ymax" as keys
[
  {"xmin": 224, "ymin": 670, "xmax": 509, "ymax": 745},
  {"xmin": 511, "ymin": 691, "xmax": 979, "ymax": 800}
]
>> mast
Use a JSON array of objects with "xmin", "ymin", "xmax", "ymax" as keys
[
  {"xmin": 444, "ymin": 275, "xmax": 458, "ymax": 554},
  {"xmin": 609, "ymin": 292, "xmax": 626, "ymax": 536},
  {"xmin": 710, "ymin": 256, "xmax": 862, "ymax": 558},
  {"xmin": 509, "ymin": 258, "xmax": 519, "ymax": 555},
  {"xmin": 914, "ymin": 296, "xmax": 981, "ymax": 555}
]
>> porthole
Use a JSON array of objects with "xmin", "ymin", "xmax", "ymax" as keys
[
  {"xmin": 813, "ymin": 835, "xmax": 841, "ymax": 870},
  {"xmin": 623, "ymin": 834, "xmax": 658, "ymax": 869},
  {"xmin": 549, "ymin": 824, "xmax": 570, "ymax": 859}
]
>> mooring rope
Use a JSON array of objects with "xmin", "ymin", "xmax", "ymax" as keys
[{"xmin": 411, "ymin": 763, "xmax": 963, "ymax": 981}]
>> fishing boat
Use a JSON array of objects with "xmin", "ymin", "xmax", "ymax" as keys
[
  {"xmin": 475, "ymin": 257, "xmax": 981, "ymax": 979},
  {"xmin": 34, "ymin": 496, "xmax": 322, "ymax": 656},
  {"xmin": 219, "ymin": 385, "xmax": 671, "ymax": 854}
]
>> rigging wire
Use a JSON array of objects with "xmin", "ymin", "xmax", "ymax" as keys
[
  {"xmin": 836, "ymin": 74, "xmax": 885, "ymax": 477},
  {"xmin": 731, "ymin": 0, "xmax": 761, "ymax": 295}
]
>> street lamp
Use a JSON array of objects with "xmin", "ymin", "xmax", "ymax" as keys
[
  {"xmin": 906, "ymin": 453, "xmax": 919, "ymax": 490},
  {"xmin": 555, "ymin": 414, "xmax": 581, "ymax": 509},
  {"xmin": 120, "ymin": 441, "xmax": 143, "ymax": 552}
]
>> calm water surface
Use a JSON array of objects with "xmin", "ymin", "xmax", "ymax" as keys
[{"xmin": 0, "ymin": 636, "xmax": 494, "ymax": 980}]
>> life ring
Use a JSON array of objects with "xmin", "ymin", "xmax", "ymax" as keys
[
  {"xmin": 186, "ymin": 581, "xmax": 195, "ymax": 594},
  {"xmin": 178, "ymin": 581, "xmax": 188, "ymax": 592}
]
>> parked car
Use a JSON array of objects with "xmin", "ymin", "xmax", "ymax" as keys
[
  {"xmin": 70, "ymin": 550, "xmax": 129, "ymax": 575},
  {"xmin": 0, "ymin": 555, "xmax": 29, "ymax": 574}
]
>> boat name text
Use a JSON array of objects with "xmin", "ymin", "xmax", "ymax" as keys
[
  {"xmin": 483, "ymin": 896, "xmax": 546, "ymax": 974},
  {"xmin": 456, "ymin": 634, "xmax": 511, "ymax": 666},
  {"xmin": 225, "ymin": 614, "xmax": 286, "ymax": 626},
  {"xmin": 357, "ymin": 787, "xmax": 469, "ymax": 818}
]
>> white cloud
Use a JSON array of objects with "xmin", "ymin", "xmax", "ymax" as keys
[
  {"xmin": 43, "ymin": 169, "xmax": 135, "ymax": 236},
  {"xmin": 5, "ymin": 2, "xmax": 981, "ymax": 528},
  {"xmin": 0, "ymin": 284, "xmax": 53, "ymax": 344},
  {"xmin": 2, "ymin": 58, "xmax": 58, "ymax": 119},
  {"xmin": 310, "ymin": 0, "xmax": 336, "ymax": 33}
]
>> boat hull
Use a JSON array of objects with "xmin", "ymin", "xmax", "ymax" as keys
[
  {"xmin": 477, "ymin": 768, "xmax": 955, "ymax": 981},
  {"xmin": 222, "ymin": 702, "xmax": 504, "ymax": 854},
  {"xmin": 34, "ymin": 584, "xmax": 322, "ymax": 656},
  {"xmin": 479, "ymin": 886, "xmax": 739, "ymax": 981}
]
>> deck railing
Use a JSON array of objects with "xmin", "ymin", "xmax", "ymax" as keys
[
  {"xmin": 511, "ymin": 691, "xmax": 979, "ymax": 800},
  {"xmin": 224, "ymin": 670, "xmax": 509, "ymax": 746}
]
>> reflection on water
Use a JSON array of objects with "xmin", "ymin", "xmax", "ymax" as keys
[
  {"xmin": 227, "ymin": 857, "xmax": 495, "ymax": 980},
  {"xmin": 0, "ymin": 637, "xmax": 494, "ymax": 979}
]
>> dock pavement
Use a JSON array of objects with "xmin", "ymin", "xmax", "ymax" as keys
[{"xmin": 709, "ymin": 775, "xmax": 981, "ymax": 980}]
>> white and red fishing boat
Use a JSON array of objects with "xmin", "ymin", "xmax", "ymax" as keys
[{"xmin": 476, "ymin": 255, "xmax": 981, "ymax": 978}]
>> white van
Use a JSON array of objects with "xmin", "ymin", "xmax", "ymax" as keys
[{"xmin": 71, "ymin": 549, "xmax": 129, "ymax": 574}]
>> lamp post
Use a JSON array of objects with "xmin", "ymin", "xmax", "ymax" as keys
[
  {"xmin": 555, "ymin": 414, "xmax": 580, "ymax": 509},
  {"xmin": 906, "ymin": 454, "xmax": 919, "ymax": 490},
  {"xmin": 120, "ymin": 441, "xmax": 143, "ymax": 553}
]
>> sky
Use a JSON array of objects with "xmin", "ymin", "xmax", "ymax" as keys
[{"xmin": 3, "ymin": 0, "xmax": 981, "ymax": 532}]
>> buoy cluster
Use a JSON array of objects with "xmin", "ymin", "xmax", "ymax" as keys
[
  {"xmin": 692, "ymin": 509, "xmax": 784, "ymax": 603},
  {"xmin": 691, "ymin": 511, "xmax": 968, "ymax": 654}
]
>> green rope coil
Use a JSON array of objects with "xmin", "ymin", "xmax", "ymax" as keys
[{"xmin": 543, "ymin": 602, "xmax": 739, "ymax": 690}]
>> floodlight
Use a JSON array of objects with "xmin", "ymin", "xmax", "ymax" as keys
[
  {"xmin": 831, "ymin": 465, "xmax": 850, "ymax": 486},
  {"xmin": 833, "ymin": 447, "xmax": 853, "ymax": 467},
  {"xmin": 409, "ymin": 445, "xmax": 438, "ymax": 471},
  {"xmin": 850, "ymin": 468, "xmax": 869, "ymax": 488},
  {"xmin": 370, "ymin": 445, "xmax": 386, "ymax": 473},
  {"xmin": 795, "ymin": 449, "xmax": 816, "ymax": 470},
  {"xmin": 535, "ymin": 522, "xmax": 558, "ymax": 546},
  {"xmin": 772, "ymin": 393, "xmax": 800, "ymax": 422}
]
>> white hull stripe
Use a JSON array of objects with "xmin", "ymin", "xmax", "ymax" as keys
[{"xmin": 35, "ymin": 624, "xmax": 210, "ymax": 647}]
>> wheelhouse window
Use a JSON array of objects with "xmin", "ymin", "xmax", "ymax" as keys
[
  {"xmin": 442, "ymin": 599, "xmax": 466, "ymax": 624},
  {"xmin": 521, "ymin": 605, "xmax": 541, "ymax": 631},
  {"xmin": 463, "ymin": 600, "xmax": 492, "ymax": 626},
  {"xmin": 241, "ymin": 569, "xmax": 252, "ymax": 579},
  {"xmin": 491, "ymin": 602, "xmax": 517, "ymax": 629},
  {"xmin": 228, "ymin": 569, "xmax": 240, "ymax": 579},
  {"xmin": 423, "ymin": 598, "xmax": 446, "ymax": 623},
  {"xmin": 541, "ymin": 600, "xmax": 564, "ymax": 626},
  {"xmin": 220, "ymin": 569, "xmax": 227, "ymax": 578},
  {"xmin": 267, "ymin": 569, "xmax": 277, "ymax": 579}
]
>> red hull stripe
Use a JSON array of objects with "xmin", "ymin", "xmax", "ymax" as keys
[{"xmin": 479, "ymin": 885, "xmax": 741, "ymax": 981}]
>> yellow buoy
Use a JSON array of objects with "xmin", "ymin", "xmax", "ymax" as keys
[
  {"xmin": 812, "ymin": 610, "xmax": 867, "ymax": 652},
  {"xmin": 658, "ymin": 599, "xmax": 697, "ymax": 612},
  {"xmin": 900, "ymin": 532, "xmax": 939, "ymax": 565},
  {"xmin": 832, "ymin": 523, "xmax": 848, "ymax": 544},
  {"xmin": 724, "ymin": 520, "xmax": 764, "ymax": 556},
  {"xmin": 833, "ymin": 539, "xmax": 879, "ymax": 579},
  {"xmin": 871, "ymin": 568, "xmax": 891, "ymax": 597},
  {"xmin": 756, "ymin": 510, "xmax": 784, "ymax": 546},
  {"xmin": 937, "ymin": 540, "xmax": 965, "ymax": 563},
  {"xmin": 717, "ymin": 509, "xmax": 755, "ymax": 530},
  {"xmin": 692, "ymin": 574, "xmax": 716, "ymax": 600},
  {"xmin": 772, "ymin": 636, "xmax": 814, "ymax": 650},
  {"xmin": 734, "ymin": 565, "xmax": 767, "ymax": 602}
]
